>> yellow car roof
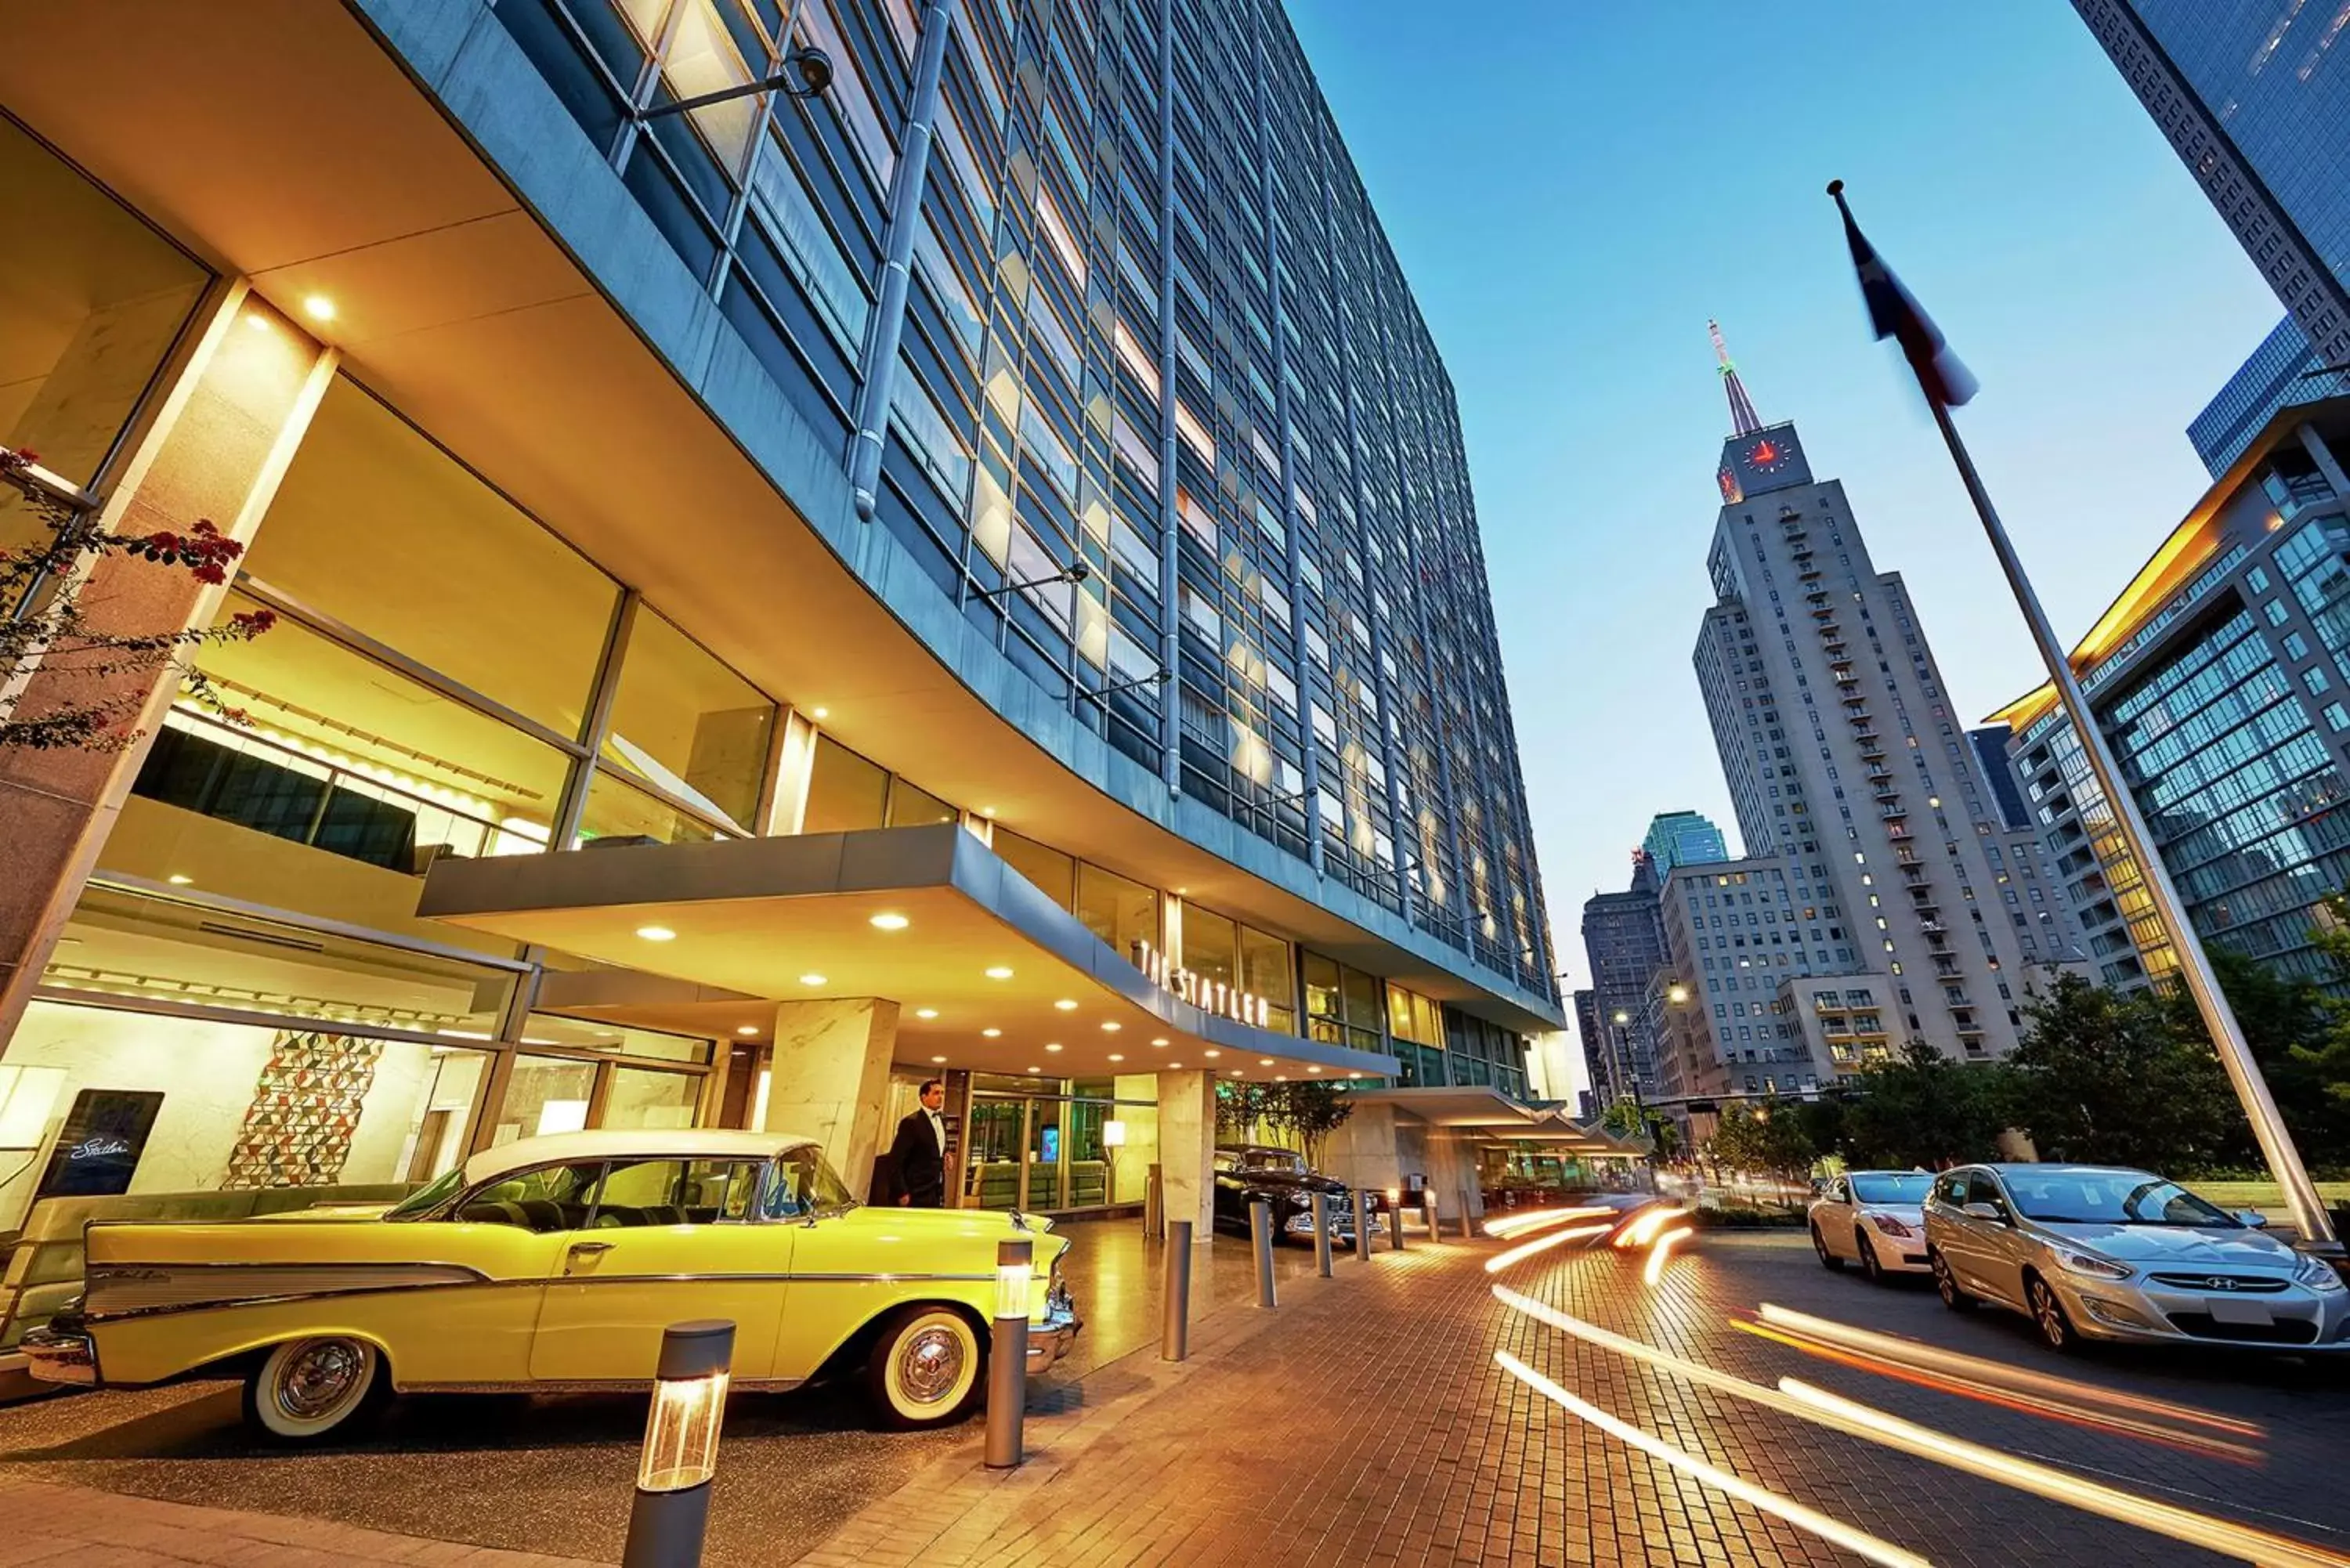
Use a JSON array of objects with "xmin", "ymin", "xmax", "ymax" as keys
[{"xmin": 461, "ymin": 1129, "xmax": 819, "ymax": 1186}]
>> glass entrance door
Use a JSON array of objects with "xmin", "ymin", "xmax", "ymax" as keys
[{"xmin": 962, "ymin": 1097, "xmax": 1024, "ymax": 1209}]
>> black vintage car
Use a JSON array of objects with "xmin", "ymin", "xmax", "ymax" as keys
[{"xmin": 1212, "ymin": 1145, "xmax": 1387, "ymax": 1245}]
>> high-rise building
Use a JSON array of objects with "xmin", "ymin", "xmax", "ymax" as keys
[
  {"xmin": 1684, "ymin": 340, "xmax": 2079, "ymax": 1068},
  {"xmin": 0, "ymin": 0, "xmax": 1583, "ymax": 1239},
  {"xmin": 1641, "ymin": 810, "xmax": 1730, "ymax": 877},
  {"xmin": 1578, "ymin": 851, "xmax": 1668, "ymax": 1105},
  {"xmin": 1969, "ymin": 727, "xmax": 2035, "ymax": 832},
  {"xmin": 2072, "ymin": 3, "xmax": 2350, "ymax": 475},
  {"xmin": 1990, "ymin": 400, "xmax": 2350, "ymax": 991}
]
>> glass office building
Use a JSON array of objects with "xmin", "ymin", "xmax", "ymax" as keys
[
  {"xmin": 0, "ymin": 0, "xmax": 1571, "ymax": 1234},
  {"xmin": 2073, "ymin": 2, "xmax": 2350, "ymax": 474},
  {"xmin": 1994, "ymin": 403, "xmax": 2350, "ymax": 988}
]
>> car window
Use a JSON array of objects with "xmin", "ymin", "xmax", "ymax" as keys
[
  {"xmin": 1829, "ymin": 1178, "xmax": 1849, "ymax": 1204},
  {"xmin": 459, "ymin": 1161, "xmax": 608, "ymax": 1233},
  {"xmin": 585, "ymin": 1158, "xmax": 765, "ymax": 1226},
  {"xmin": 2005, "ymin": 1171, "xmax": 2234, "ymax": 1227},
  {"xmin": 1850, "ymin": 1173, "xmax": 1932, "ymax": 1205},
  {"xmin": 760, "ymin": 1145, "xmax": 857, "ymax": 1219},
  {"xmin": 1963, "ymin": 1172, "xmax": 2011, "ymax": 1214},
  {"xmin": 1933, "ymin": 1172, "xmax": 1969, "ymax": 1207}
]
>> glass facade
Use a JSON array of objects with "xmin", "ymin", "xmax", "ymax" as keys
[
  {"xmin": 486, "ymin": 0, "xmax": 1556, "ymax": 1004},
  {"xmin": 2189, "ymin": 315, "xmax": 2345, "ymax": 479}
]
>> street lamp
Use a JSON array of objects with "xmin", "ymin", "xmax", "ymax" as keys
[{"xmin": 985, "ymin": 1238, "xmax": 1032, "ymax": 1469}]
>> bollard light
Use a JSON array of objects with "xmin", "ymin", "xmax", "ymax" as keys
[
  {"xmin": 1388, "ymin": 1187, "xmax": 1406, "ymax": 1252},
  {"xmin": 623, "ymin": 1321, "xmax": 733, "ymax": 1568},
  {"xmin": 985, "ymin": 1237, "xmax": 1032, "ymax": 1469}
]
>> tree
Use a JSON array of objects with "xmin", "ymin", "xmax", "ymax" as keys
[
  {"xmin": 2007, "ymin": 972, "xmax": 2249, "ymax": 1175},
  {"xmin": 1836, "ymin": 1041, "xmax": 2016, "ymax": 1170},
  {"xmin": 1599, "ymin": 1096, "xmax": 1678, "ymax": 1165},
  {"xmin": 1, "ymin": 446, "xmax": 272, "ymax": 751},
  {"xmin": 1277, "ymin": 1082, "xmax": 1354, "ymax": 1168},
  {"xmin": 1706, "ymin": 1094, "xmax": 1817, "ymax": 1180}
]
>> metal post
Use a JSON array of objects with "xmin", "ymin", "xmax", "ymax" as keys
[
  {"xmin": 623, "ymin": 1321, "xmax": 734, "ymax": 1568},
  {"xmin": 1143, "ymin": 1162, "xmax": 1163, "ymax": 1241},
  {"xmin": 1458, "ymin": 1187, "xmax": 1474, "ymax": 1240},
  {"xmin": 1920, "ymin": 392, "xmax": 2338, "ymax": 1252},
  {"xmin": 1249, "ymin": 1198, "xmax": 1277, "ymax": 1308},
  {"xmin": 1355, "ymin": 1189, "xmax": 1374, "ymax": 1262},
  {"xmin": 1160, "ymin": 1218, "xmax": 1191, "ymax": 1360},
  {"xmin": 1388, "ymin": 1187, "xmax": 1406, "ymax": 1252},
  {"xmin": 1311, "ymin": 1190, "xmax": 1333, "ymax": 1277},
  {"xmin": 985, "ymin": 1238, "xmax": 1030, "ymax": 1469},
  {"xmin": 1423, "ymin": 1190, "xmax": 1439, "ymax": 1242}
]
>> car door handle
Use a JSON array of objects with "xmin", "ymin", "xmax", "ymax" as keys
[{"xmin": 567, "ymin": 1241, "xmax": 614, "ymax": 1257}]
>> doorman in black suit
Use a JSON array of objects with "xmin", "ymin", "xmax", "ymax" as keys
[{"xmin": 890, "ymin": 1078, "xmax": 948, "ymax": 1207}]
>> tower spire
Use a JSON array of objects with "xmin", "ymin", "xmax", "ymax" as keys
[{"xmin": 1710, "ymin": 319, "xmax": 1763, "ymax": 436}]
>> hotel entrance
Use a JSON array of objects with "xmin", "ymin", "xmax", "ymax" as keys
[{"xmin": 920, "ymin": 1074, "xmax": 1158, "ymax": 1216}]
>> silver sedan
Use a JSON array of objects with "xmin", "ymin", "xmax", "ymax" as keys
[
  {"xmin": 1923, "ymin": 1163, "xmax": 2350, "ymax": 1353},
  {"xmin": 1808, "ymin": 1169, "xmax": 1934, "ymax": 1281}
]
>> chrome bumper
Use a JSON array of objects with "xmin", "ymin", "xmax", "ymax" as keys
[
  {"xmin": 21, "ymin": 1327, "xmax": 96, "ymax": 1387},
  {"xmin": 1025, "ymin": 1284, "xmax": 1081, "ymax": 1373}
]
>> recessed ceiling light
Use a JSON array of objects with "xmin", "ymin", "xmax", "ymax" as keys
[
  {"xmin": 1044, "ymin": 1042, "xmax": 1063, "ymax": 1053},
  {"xmin": 1054, "ymin": 999, "xmax": 1078, "ymax": 1011},
  {"xmin": 1100, "ymin": 1021, "xmax": 1121, "ymax": 1032},
  {"xmin": 244, "ymin": 314, "xmax": 270, "ymax": 333},
  {"xmin": 1258, "ymin": 1058, "xmax": 1274, "ymax": 1067},
  {"xmin": 1108, "ymin": 1053, "xmax": 1124, "ymax": 1062},
  {"xmin": 166, "ymin": 874, "xmax": 194, "ymax": 886},
  {"xmin": 1203, "ymin": 1050, "xmax": 1220, "ymax": 1059},
  {"xmin": 980, "ymin": 805, "xmax": 997, "ymax": 818},
  {"xmin": 735, "ymin": 1025, "xmax": 759, "ymax": 1037},
  {"xmin": 798, "ymin": 973, "xmax": 827, "ymax": 986},
  {"xmin": 1173, "ymin": 887, "xmax": 1188, "ymax": 896},
  {"xmin": 1168, "ymin": 1061, "xmax": 1182, "ymax": 1069},
  {"xmin": 930, "ymin": 1054, "xmax": 947, "ymax": 1064},
  {"xmin": 811, "ymin": 706, "xmax": 830, "ymax": 719},
  {"xmin": 1347, "ymin": 1071, "xmax": 1362, "ymax": 1078},
  {"xmin": 1026, "ymin": 1065, "xmax": 1041, "ymax": 1073},
  {"xmin": 1151, "ymin": 1037, "xmax": 1170, "ymax": 1047},
  {"xmin": 982, "ymin": 1028, "xmax": 1002, "ymax": 1038},
  {"xmin": 636, "ymin": 925, "xmax": 677, "ymax": 942},
  {"xmin": 1307, "ymin": 1065, "xmax": 1322, "ymax": 1073},
  {"xmin": 914, "ymin": 1008, "xmax": 938, "ymax": 1020},
  {"xmin": 302, "ymin": 294, "xmax": 336, "ymax": 322},
  {"xmin": 870, "ymin": 912, "xmax": 909, "ymax": 931},
  {"xmin": 985, "ymin": 966, "xmax": 1014, "ymax": 980},
  {"xmin": 1228, "ymin": 1068, "xmax": 1242, "ymax": 1076},
  {"xmin": 1274, "ymin": 1075, "xmax": 1288, "ymax": 1082}
]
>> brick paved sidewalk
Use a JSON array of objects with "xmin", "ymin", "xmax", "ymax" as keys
[
  {"xmin": 0, "ymin": 1477, "xmax": 606, "ymax": 1568},
  {"xmin": 787, "ymin": 1229, "xmax": 2350, "ymax": 1568}
]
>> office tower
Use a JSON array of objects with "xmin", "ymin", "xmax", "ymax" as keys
[
  {"xmin": 2073, "ymin": 3, "xmax": 2350, "ymax": 473},
  {"xmin": 1969, "ymin": 727, "xmax": 2035, "ymax": 831},
  {"xmin": 1641, "ymin": 810, "xmax": 1730, "ymax": 877},
  {"xmin": 1578, "ymin": 851, "xmax": 1668, "ymax": 1104},
  {"xmin": 1991, "ymin": 402, "xmax": 2350, "ymax": 990},
  {"xmin": 0, "ymin": 0, "xmax": 1582, "ymax": 1241},
  {"xmin": 1688, "ymin": 342, "xmax": 2073, "ymax": 1064}
]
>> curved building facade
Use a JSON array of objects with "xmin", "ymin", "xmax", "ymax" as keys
[{"xmin": 0, "ymin": 0, "xmax": 1577, "ymax": 1241}]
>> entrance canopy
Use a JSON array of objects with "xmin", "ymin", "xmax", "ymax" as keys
[
  {"xmin": 1346, "ymin": 1086, "xmax": 1643, "ymax": 1156},
  {"xmin": 420, "ymin": 824, "xmax": 1394, "ymax": 1083}
]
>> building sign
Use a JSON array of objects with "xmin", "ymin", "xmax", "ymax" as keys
[
  {"xmin": 1134, "ymin": 941, "xmax": 1274, "ymax": 1029},
  {"xmin": 36, "ymin": 1089, "xmax": 165, "ymax": 1200}
]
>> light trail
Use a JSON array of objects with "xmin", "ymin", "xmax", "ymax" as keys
[
  {"xmin": 1612, "ymin": 1204, "xmax": 1689, "ymax": 1248},
  {"xmin": 1492, "ymin": 1286, "xmax": 2350, "ymax": 1568},
  {"xmin": 1779, "ymin": 1379, "xmax": 2350, "ymax": 1568},
  {"xmin": 1642, "ymin": 1224, "xmax": 1695, "ymax": 1288},
  {"xmin": 1482, "ymin": 1205, "xmax": 1618, "ymax": 1239},
  {"xmin": 1752, "ymin": 1304, "xmax": 2261, "ymax": 1438},
  {"xmin": 1493, "ymin": 1350, "xmax": 1933, "ymax": 1568},
  {"xmin": 1482, "ymin": 1223, "xmax": 1614, "ymax": 1274}
]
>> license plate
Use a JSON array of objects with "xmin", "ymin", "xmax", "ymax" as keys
[{"xmin": 2205, "ymin": 1297, "xmax": 2274, "ymax": 1326}]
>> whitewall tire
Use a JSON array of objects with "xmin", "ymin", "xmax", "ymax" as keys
[
  {"xmin": 241, "ymin": 1336, "xmax": 389, "ymax": 1444},
  {"xmin": 865, "ymin": 1305, "xmax": 985, "ymax": 1430}
]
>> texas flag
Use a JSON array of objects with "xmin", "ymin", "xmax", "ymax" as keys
[{"xmin": 1828, "ymin": 180, "xmax": 1978, "ymax": 411}]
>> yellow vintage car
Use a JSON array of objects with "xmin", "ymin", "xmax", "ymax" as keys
[{"xmin": 24, "ymin": 1129, "xmax": 1078, "ymax": 1443}]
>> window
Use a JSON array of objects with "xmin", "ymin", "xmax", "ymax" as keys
[
  {"xmin": 602, "ymin": 609, "xmax": 774, "ymax": 833},
  {"xmin": 994, "ymin": 827, "xmax": 1076, "ymax": 909},
  {"xmin": 1078, "ymin": 862, "xmax": 1157, "ymax": 964},
  {"xmin": 803, "ymin": 735, "xmax": 890, "ymax": 833},
  {"xmin": 459, "ymin": 1158, "xmax": 609, "ymax": 1230}
]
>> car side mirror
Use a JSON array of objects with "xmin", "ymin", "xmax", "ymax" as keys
[
  {"xmin": 2236, "ymin": 1209, "xmax": 2267, "ymax": 1229},
  {"xmin": 1960, "ymin": 1201, "xmax": 2005, "ymax": 1224}
]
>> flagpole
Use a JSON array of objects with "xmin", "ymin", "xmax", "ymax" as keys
[{"xmin": 1919, "ymin": 392, "xmax": 2337, "ymax": 1251}]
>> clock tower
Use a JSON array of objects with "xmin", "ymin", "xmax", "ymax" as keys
[{"xmin": 1707, "ymin": 322, "xmax": 1811, "ymax": 501}]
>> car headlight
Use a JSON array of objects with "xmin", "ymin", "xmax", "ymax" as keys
[
  {"xmin": 2293, "ymin": 1252, "xmax": 2345, "ymax": 1293},
  {"xmin": 1867, "ymin": 1213, "xmax": 1916, "ymax": 1239},
  {"xmin": 2055, "ymin": 1248, "xmax": 2132, "ymax": 1281}
]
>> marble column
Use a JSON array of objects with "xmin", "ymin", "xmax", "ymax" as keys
[
  {"xmin": 0, "ymin": 289, "xmax": 334, "ymax": 1045},
  {"xmin": 1155, "ymin": 1068, "xmax": 1214, "ymax": 1241},
  {"xmin": 1423, "ymin": 1130, "xmax": 1482, "ymax": 1223},
  {"xmin": 1319, "ymin": 1102, "xmax": 1401, "ymax": 1197},
  {"xmin": 762, "ymin": 998, "xmax": 900, "ymax": 1201}
]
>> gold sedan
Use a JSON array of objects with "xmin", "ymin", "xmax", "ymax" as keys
[{"xmin": 25, "ymin": 1129, "xmax": 1079, "ymax": 1443}]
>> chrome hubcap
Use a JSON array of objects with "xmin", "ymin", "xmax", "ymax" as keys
[
  {"xmin": 896, "ymin": 1324, "xmax": 966, "ymax": 1405},
  {"xmin": 2034, "ymin": 1287, "xmax": 2065, "ymax": 1343},
  {"xmin": 277, "ymin": 1340, "xmax": 365, "ymax": 1422}
]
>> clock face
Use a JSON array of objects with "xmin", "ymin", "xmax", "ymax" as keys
[
  {"xmin": 1745, "ymin": 437, "xmax": 1789, "ymax": 473},
  {"xmin": 1717, "ymin": 464, "xmax": 1741, "ymax": 503}
]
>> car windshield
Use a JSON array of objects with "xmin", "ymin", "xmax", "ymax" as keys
[
  {"xmin": 385, "ymin": 1165, "xmax": 465, "ymax": 1221},
  {"xmin": 2004, "ymin": 1171, "xmax": 2236, "ymax": 1227},
  {"xmin": 761, "ymin": 1144, "xmax": 857, "ymax": 1219},
  {"xmin": 1849, "ymin": 1173, "xmax": 1932, "ymax": 1205},
  {"xmin": 1243, "ymin": 1151, "xmax": 1304, "ymax": 1173}
]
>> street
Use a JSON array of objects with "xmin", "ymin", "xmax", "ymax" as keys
[{"xmin": 4, "ymin": 1222, "xmax": 2347, "ymax": 1566}]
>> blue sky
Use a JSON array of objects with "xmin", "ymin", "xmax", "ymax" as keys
[{"xmin": 1285, "ymin": 1, "xmax": 2287, "ymax": 1020}]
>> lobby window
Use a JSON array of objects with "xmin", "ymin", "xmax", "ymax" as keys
[
  {"xmin": 992, "ymin": 827, "xmax": 1076, "ymax": 909},
  {"xmin": 0, "ymin": 113, "xmax": 208, "ymax": 522},
  {"xmin": 802, "ymin": 734, "xmax": 960, "ymax": 836},
  {"xmin": 601, "ymin": 608, "xmax": 774, "ymax": 834},
  {"xmin": 1077, "ymin": 863, "xmax": 1158, "ymax": 968},
  {"xmin": 1302, "ymin": 950, "xmax": 1383, "ymax": 1055}
]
